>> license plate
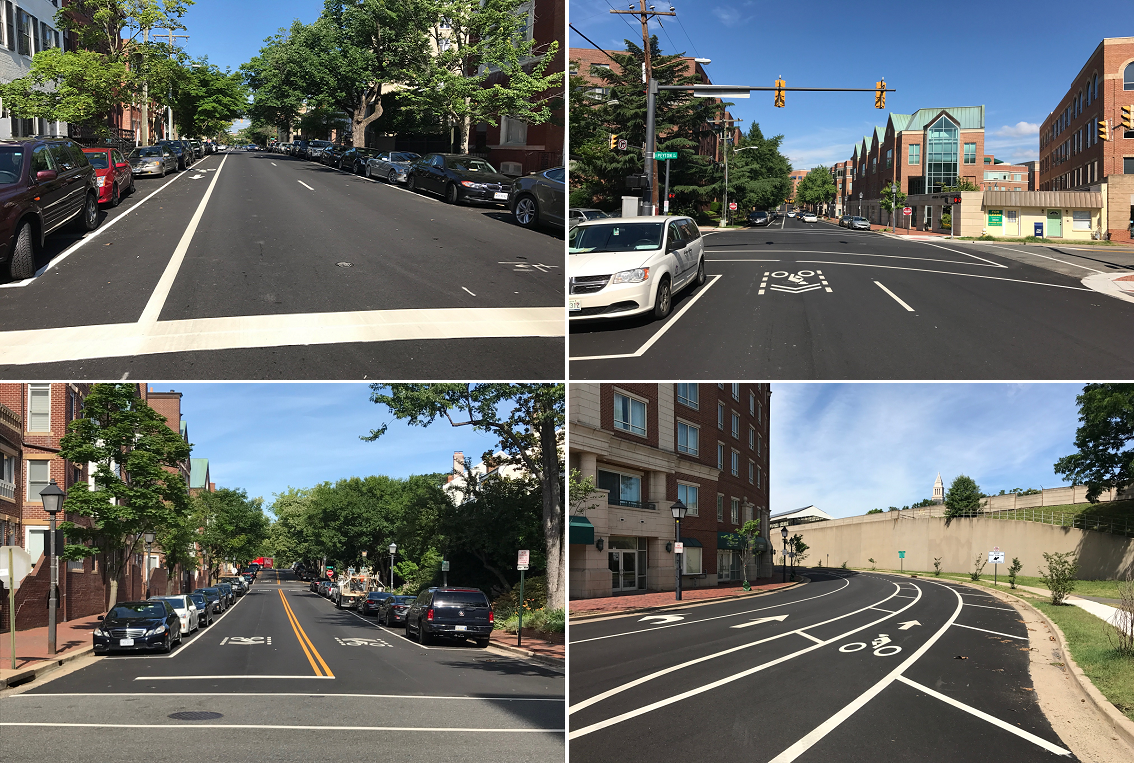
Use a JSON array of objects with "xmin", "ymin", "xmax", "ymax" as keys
[
  {"xmin": 569, "ymin": 300, "xmax": 581, "ymax": 311},
  {"xmin": 493, "ymin": 192, "xmax": 509, "ymax": 200},
  {"xmin": 119, "ymin": 638, "xmax": 134, "ymax": 646},
  {"xmin": 455, "ymin": 625, "xmax": 467, "ymax": 631}
]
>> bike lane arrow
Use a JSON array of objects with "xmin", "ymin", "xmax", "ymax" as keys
[
  {"xmin": 730, "ymin": 614, "xmax": 790, "ymax": 629},
  {"xmin": 897, "ymin": 620, "xmax": 921, "ymax": 630}
]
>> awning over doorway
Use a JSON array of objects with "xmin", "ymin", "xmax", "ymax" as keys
[{"xmin": 569, "ymin": 515, "xmax": 594, "ymax": 545}]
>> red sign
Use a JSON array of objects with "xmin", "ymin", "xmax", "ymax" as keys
[
  {"xmin": 903, "ymin": 207, "xmax": 912, "ymax": 216},
  {"xmin": 729, "ymin": 202, "xmax": 737, "ymax": 211}
]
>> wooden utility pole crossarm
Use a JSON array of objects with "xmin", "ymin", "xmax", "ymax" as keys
[{"xmin": 611, "ymin": 1, "xmax": 676, "ymax": 214}]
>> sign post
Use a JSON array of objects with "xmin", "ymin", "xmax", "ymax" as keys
[
  {"xmin": 517, "ymin": 550, "xmax": 529, "ymax": 647},
  {"xmin": 898, "ymin": 550, "xmax": 905, "ymax": 574},
  {"xmin": 3, "ymin": 547, "xmax": 31, "ymax": 670},
  {"xmin": 441, "ymin": 559, "xmax": 449, "ymax": 587},
  {"xmin": 989, "ymin": 548, "xmax": 1005, "ymax": 586}
]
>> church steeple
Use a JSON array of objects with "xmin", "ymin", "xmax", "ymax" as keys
[{"xmin": 933, "ymin": 473, "xmax": 944, "ymax": 503}]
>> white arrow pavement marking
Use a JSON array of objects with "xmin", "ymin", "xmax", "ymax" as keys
[
  {"xmin": 730, "ymin": 615, "xmax": 789, "ymax": 629},
  {"xmin": 897, "ymin": 620, "xmax": 921, "ymax": 630},
  {"xmin": 189, "ymin": 173, "xmax": 204, "ymax": 179},
  {"xmin": 638, "ymin": 614, "xmax": 685, "ymax": 624}
]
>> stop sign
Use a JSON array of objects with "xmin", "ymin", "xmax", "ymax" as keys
[{"xmin": 729, "ymin": 202, "xmax": 737, "ymax": 211}]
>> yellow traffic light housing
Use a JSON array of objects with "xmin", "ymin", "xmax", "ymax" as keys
[
  {"xmin": 1122, "ymin": 105, "xmax": 1133, "ymax": 131},
  {"xmin": 875, "ymin": 80, "xmax": 886, "ymax": 109},
  {"xmin": 774, "ymin": 78, "xmax": 785, "ymax": 108},
  {"xmin": 609, "ymin": 133, "xmax": 619, "ymax": 150},
  {"xmin": 1098, "ymin": 119, "xmax": 1110, "ymax": 142}
]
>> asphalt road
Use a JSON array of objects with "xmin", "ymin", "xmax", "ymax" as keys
[
  {"xmin": 0, "ymin": 569, "xmax": 564, "ymax": 763},
  {"xmin": 569, "ymin": 216, "xmax": 1134, "ymax": 378},
  {"xmin": 0, "ymin": 149, "xmax": 564, "ymax": 379},
  {"xmin": 569, "ymin": 569, "xmax": 1075, "ymax": 763}
]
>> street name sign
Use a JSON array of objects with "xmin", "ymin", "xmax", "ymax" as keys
[
  {"xmin": 654, "ymin": 151, "xmax": 678, "ymax": 160},
  {"xmin": 441, "ymin": 561, "xmax": 450, "ymax": 572}
]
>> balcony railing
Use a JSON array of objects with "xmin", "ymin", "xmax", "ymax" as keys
[
  {"xmin": 607, "ymin": 497, "xmax": 644, "ymax": 509},
  {"xmin": 0, "ymin": 480, "xmax": 14, "ymax": 501}
]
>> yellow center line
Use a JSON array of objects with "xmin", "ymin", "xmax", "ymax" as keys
[{"xmin": 278, "ymin": 588, "xmax": 334, "ymax": 678}]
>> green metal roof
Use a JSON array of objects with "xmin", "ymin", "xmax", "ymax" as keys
[
  {"xmin": 899, "ymin": 106, "xmax": 985, "ymax": 131},
  {"xmin": 190, "ymin": 458, "xmax": 210, "ymax": 489}
]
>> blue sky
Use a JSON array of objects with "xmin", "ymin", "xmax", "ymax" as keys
[
  {"xmin": 169, "ymin": 383, "xmax": 501, "ymax": 518},
  {"xmin": 569, "ymin": 0, "xmax": 1134, "ymax": 168},
  {"xmin": 769, "ymin": 384, "xmax": 1085, "ymax": 518}
]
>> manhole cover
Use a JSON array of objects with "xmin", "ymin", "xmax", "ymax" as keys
[
  {"xmin": 168, "ymin": 711, "xmax": 224, "ymax": 721},
  {"xmin": 336, "ymin": 261, "xmax": 353, "ymax": 268}
]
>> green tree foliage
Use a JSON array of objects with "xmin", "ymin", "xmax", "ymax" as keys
[
  {"xmin": 944, "ymin": 474, "xmax": 983, "ymax": 518},
  {"xmin": 241, "ymin": 28, "xmax": 307, "ymax": 137},
  {"xmin": 57, "ymin": 384, "xmax": 192, "ymax": 609},
  {"xmin": 865, "ymin": 508, "xmax": 883, "ymax": 515},
  {"xmin": 1007, "ymin": 557, "xmax": 1022, "ymax": 589},
  {"xmin": 719, "ymin": 519, "xmax": 763, "ymax": 586},
  {"xmin": 194, "ymin": 488, "xmax": 270, "ymax": 583},
  {"xmin": 156, "ymin": 509, "xmax": 198, "ymax": 595},
  {"xmin": 793, "ymin": 166, "xmax": 836, "ymax": 211},
  {"xmin": 0, "ymin": 49, "xmax": 132, "ymax": 128},
  {"xmin": 941, "ymin": 178, "xmax": 980, "ymax": 192},
  {"xmin": 880, "ymin": 181, "xmax": 907, "ymax": 228},
  {"xmin": 173, "ymin": 60, "xmax": 248, "ymax": 138},
  {"xmin": 1039, "ymin": 551, "xmax": 1079, "ymax": 604},
  {"xmin": 366, "ymin": 383, "xmax": 565, "ymax": 608},
  {"xmin": 1054, "ymin": 384, "xmax": 1134, "ymax": 502},
  {"xmin": 789, "ymin": 533, "xmax": 809, "ymax": 575},
  {"xmin": 707, "ymin": 123, "xmax": 792, "ymax": 218}
]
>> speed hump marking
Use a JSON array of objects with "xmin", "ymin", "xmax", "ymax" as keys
[{"xmin": 759, "ymin": 270, "xmax": 833, "ymax": 296}]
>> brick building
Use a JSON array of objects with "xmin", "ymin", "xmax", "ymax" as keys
[
  {"xmin": 1, "ymin": 400, "xmax": 21, "ymax": 547},
  {"xmin": 788, "ymin": 169, "xmax": 807, "ymax": 205},
  {"xmin": 1038, "ymin": 36, "xmax": 1134, "ymax": 240},
  {"xmin": 569, "ymin": 383, "xmax": 773, "ymax": 600}
]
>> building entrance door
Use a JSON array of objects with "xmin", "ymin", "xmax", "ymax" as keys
[
  {"xmin": 608, "ymin": 536, "xmax": 647, "ymax": 592},
  {"xmin": 1047, "ymin": 210, "xmax": 1062, "ymax": 237}
]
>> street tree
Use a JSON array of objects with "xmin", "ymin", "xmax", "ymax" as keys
[
  {"xmin": 1054, "ymin": 384, "xmax": 1134, "ymax": 502},
  {"xmin": 56, "ymin": 384, "xmax": 192, "ymax": 610},
  {"xmin": 407, "ymin": 0, "xmax": 561, "ymax": 153},
  {"xmin": 794, "ymin": 166, "xmax": 836, "ymax": 212},
  {"xmin": 720, "ymin": 519, "xmax": 764, "ymax": 587},
  {"xmin": 366, "ymin": 383, "xmax": 565, "ymax": 608},
  {"xmin": 194, "ymin": 488, "xmax": 270, "ymax": 583},
  {"xmin": 155, "ymin": 509, "xmax": 198, "ymax": 595},
  {"xmin": 241, "ymin": 27, "xmax": 307, "ymax": 138},
  {"xmin": 703, "ymin": 122, "xmax": 792, "ymax": 217},
  {"xmin": 174, "ymin": 59, "xmax": 248, "ymax": 137},
  {"xmin": 880, "ymin": 182, "xmax": 907, "ymax": 228},
  {"xmin": 944, "ymin": 474, "xmax": 983, "ymax": 519}
]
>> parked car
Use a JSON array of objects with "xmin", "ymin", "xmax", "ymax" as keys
[
  {"xmin": 187, "ymin": 592, "xmax": 212, "ymax": 627},
  {"xmin": 364, "ymin": 151, "xmax": 420, "ymax": 183},
  {"xmin": 849, "ymin": 216, "xmax": 871, "ymax": 230},
  {"xmin": 338, "ymin": 147, "xmax": 383, "ymax": 175},
  {"xmin": 240, "ymin": 572, "xmax": 254, "ymax": 586},
  {"xmin": 378, "ymin": 594, "xmax": 417, "ymax": 627},
  {"xmin": 305, "ymin": 140, "xmax": 333, "ymax": 161},
  {"xmin": 149, "ymin": 594, "xmax": 201, "ymax": 635},
  {"xmin": 838, "ymin": 215, "xmax": 852, "ymax": 227},
  {"xmin": 128, "ymin": 145, "xmax": 177, "ymax": 178},
  {"xmin": 320, "ymin": 144, "xmax": 348, "ymax": 167},
  {"xmin": 0, "ymin": 137, "xmax": 101, "ymax": 280},
  {"xmin": 80, "ymin": 147, "xmax": 135, "ymax": 208},
  {"xmin": 197, "ymin": 587, "xmax": 225, "ymax": 613},
  {"xmin": 92, "ymin": 600, "xmax": 182, "ymax": 654},
  {"xmin": 358, "ymin": 591, "xmax": 387, "ymax": 616},
  {"xmin": 510, "ymin": 166, "xmax": 564, "ymax": 230},
  {"xmin": 216, "ymin": 582, "xmax": 235, "ymax": 606},
  {"xmin": 155, "ymin": 140, "xmax": 190, "ymax": 170},
  {"xmin": 747, "ymin": 210, "xmax": 771, "ymax": 227},
  {"xmin": 406, "ymin": 154, "xmax": 513, "ymax": 206},
  {"xmin": 177, "ymin": 141, "xmax": 197, "ymax": 165},
  {"xmin": 569, "ymin": 216, "xmax": 706, "ymax": 321},
  {"xmin": 220, "ymin": 576, "xmax": 247, "ymax": 595},
  {"xmin": 187, "ymin": 140, "xmax": 204, "ymax": 160},
  {"xmin": 569, "ymin": 208, "xmax": 610, "ymax": 228},
  {"xmin": 800, "ymin": 211, "xmax": 818, "ymax": 223},
  {"xmin": 405, "ymin": 588, "xmax": 492, "ymax": 647}
]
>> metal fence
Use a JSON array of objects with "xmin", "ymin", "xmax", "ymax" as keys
[
  {"xmin": 69, "ymin": 126, "xmax": 136, "ymax": 154},
  {"xmin": 983, "ymin": 507, "xmax": 1133, "ymax": 537}
]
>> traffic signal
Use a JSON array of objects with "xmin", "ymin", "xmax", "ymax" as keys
[
  {"xmin": 1098, "ymin": 119, "xmax": 1110, "ymax": 141},
  {"xmin": 774, "ymin": 78, "xmax": 785, "ymax": 108},
  {"xmin": 950, "ymin": 195, "xmax": 962, "ymax": 204},
  {"xmin": 875, "ymin": 80, "xmax": 886, "ymax": 109},
  {"xmin": 609, "ymin": 133, "xmax": 619, "ymax": 150},
  {"xmin": 1122, "ymin": 106, "xmax": 1133, "ymax": 131}
]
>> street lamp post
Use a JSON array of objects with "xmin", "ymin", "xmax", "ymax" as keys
[
  {"xmin": 39, "ymin": 481, "xmax": 65, "ymax": 657},
  {"xmin": 143, "ymin": 531, "xmax": 156, "ymax": 599},
  {"xmin": 671, "ymin": 499, "xmax": 688, "ymax": 601},
  {"xmin": 388, "ymin": 543, "xmax": 396, "ymax": 591},
  {"xmin": 780, "ymin": 526, "xmax": 789, "ymax": 583}
]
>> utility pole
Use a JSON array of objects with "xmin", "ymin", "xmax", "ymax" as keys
[
  {"xmin": 708, "ymin": 116, "xmax": 742, "ymax": 227},
  {"xmin": 140, "ymin": 28, "xmax": 149, "ymax": 145},
  {"xmin": 611, "ymin": 1, "xmax": 676, "ymax": 215},
  {"xmin": 154, "ymin": 28, "xmax": 189, "ymax": 139}
]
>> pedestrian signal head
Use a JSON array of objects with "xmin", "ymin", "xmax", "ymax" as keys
[
  {"xmin": 774, "ymin": 78, "xmax": 785, "ymax": 108},
  {"xmin": 875, "ymin": 80, "xmax": 886, "ymax": 109}
]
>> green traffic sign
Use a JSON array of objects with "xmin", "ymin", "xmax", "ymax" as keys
[
  {"xmin": 654, "ymin": 151, "xmax": 678, "ymax": 160},
  {"xmin": 898, "ymin": 551, "xmax": 905, "ymax": 559}
]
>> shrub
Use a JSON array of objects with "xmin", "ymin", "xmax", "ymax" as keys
[
  {"xmin": 979, "ymin": 234, "xmax": 995, "ymax": 241},
  {"xmin": 933, "ymin": 557, "xmax": 942, "ymax": 576},
  {"xmin": 1109, "ymin": 576, "xmax": 1134, "ymax": 656},
  {"xmin": 492, "ymin": 575, "xmax": 547, "ymax": 619},
  {"xmin": 940, "ymin": 213, "xmax": 952, "ymax": 229},
  {"xmin": 840, "ymin": 560, "xmax": 848, "ymax": 569},
  {"xmin": 970, "ymin": 553, "xmax": 987, "ymax": 581},
  {"xmin": 1007, "ymin": 557, "xmax": 1022, "ymax": 589},
  {"xmin": 497, "ymin": 607, "xmax": 565, "ymax": 635},
  {"xmin": 868, "ymin": 558, "xmax": 876, "ymax": 571},
  {"xmin": 1039, "ymin": 551, "xmax": 1079, "ymax": 604}
]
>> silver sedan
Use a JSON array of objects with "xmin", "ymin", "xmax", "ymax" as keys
[
  {"xmin": 128, "ymin": 145, "xmax": 177, "ymax": 177},
  {"xmin": 364, "ymin": 151, "xmax": 422, "ymax": 184}
]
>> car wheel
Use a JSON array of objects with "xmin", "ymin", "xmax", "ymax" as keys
[
  {"xmin": 78, "ymin": 192, "xmax": 99, "ymax": 232},
  {"xmin": 445, "ymin": 183, "xmax": 460, "ymax": 204},
  {"xmin": 513, "ymin": 194, "xmax": 538, "ymax": 228},
  {"xmin": 161, "ymin": 634, "xmax": 171, "ymax": 654},
  {"xmin": 8, "ymin": 221, "xmax": 35, "ymax": 280},
  {"xmin": 129, "ymin": 176, "xmax": 136, "ymax": 195},
  {"xmin": 407, "ymin": 174, "xmax": 417, "ymax": 192},
  {"xmin": 388, "ymin": 170, "xmax": 397, "ymax": 184},
  {"xmin": 365, "ymin": 164, "xmax": 372, "ymax": 179},
  {"xmin": 475, "ymin": 637, "xmax": 490, "ymax": 648},
  {"xmin": 694, "ymin": 257, "xmax": 705, "ymax": 286},
  {"xmin": 652, "ymin": 277, "xmax": 672, "ymax": 319},
  {"xmin": 110, "ymin": 183, "xmax": 120, "ymax": 207},
  {"xmin": 419, "ymin": 624, "xmax": 431, "ymax": 646}
]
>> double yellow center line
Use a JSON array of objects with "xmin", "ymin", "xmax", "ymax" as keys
[{"xmin": 278, "ymin": 588, "xmax": 334, "ymax": 677}]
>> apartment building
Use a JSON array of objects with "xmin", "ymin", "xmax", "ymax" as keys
[
  {"xmin": 569, "ymin": 383, "xmax": 773, "ymax": 600},
  {"xmin": 0, "ymin": 1, "xmax": 71, "ymax": 139}
]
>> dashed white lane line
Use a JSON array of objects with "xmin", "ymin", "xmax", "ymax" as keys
[
  {"xmin": 963, "ymin": 602, "xmax": 1016, "ymax": 611},
  {"xmin": 797, "ymin": 260, "xmax": 1093, "ymax": 291},
  {"xmin": 874, "ymin": 280, "xmax": 915, "ymax": 311},
  {"xmin": 462, "ymin": 287, "xmax": 476, "ymax": 297},
  {"xmin": 271, "ymin": 162, "xmax": 277, "ymax": 166},
  {"xmin": 298, "ymin": 180, "xmax": 314, "ymax": 190}
]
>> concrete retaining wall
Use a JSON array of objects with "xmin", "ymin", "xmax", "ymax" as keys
[{"xmin": 794, "ymin": 512, "xmax": 1133, "ymax": 580}]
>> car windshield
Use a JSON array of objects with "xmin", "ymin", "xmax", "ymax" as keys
[
  {"xmin": 130, "ymin": 147, "xmax": 163, "ymax": 158},
  {"xmin": 200, "ymin": 588, "xmax": 218, "ymax": 597},
  {"xmin": 84, "ymin": 152, "xmax": 109, "ymax": 169},
  {"xmin": 447, "ymin": 156, "xmax": 496, "ymax": 173},
  {"xmin": 570, "ymin": 222, "xmax": 664, "ymax": 253},
  {"xmin": 433, "ymin": 592, "xmax": 488, "ymax": 608},
  {"xmin": 0, "ymin": 147, "xmax": 26, "ymax": 183},
  {"xmin": 311, "ymin": 141, "xmax": 332, "ymax": 147},
  {"xmin": 391, "ymin": 152, "xmax": 419, "ymax": 163},
  {"xmin": 152, "ymin": 597, "xmax": 184, "ymax": 608},
  {"xmin": 581, "ymin": 210, "xmax": 606, "ymax": 220},
  {"xmin": 394, "ymin": 596, "xmax": 416, "ymax": 605},
  {"xmin": 188, "ymin": 595, "xmax": 206, "ymax": 605},
  {"xmin": 109, "ymin": 603, "xmax": 166, "ymax": 619}
]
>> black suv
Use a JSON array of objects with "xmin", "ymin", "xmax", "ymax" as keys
[
  {"xmin": 405, "ymin": 587, "xmax": 493, "ymax": 647},
  {"xmin": 0, "ymin": 137, "xmax": 100, "ymax": 279}
]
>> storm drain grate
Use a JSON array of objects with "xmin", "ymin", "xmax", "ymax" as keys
[
  {"xmin": 336, "ymin": 261, "xmax": 354, "ymax": 268},
  {"xmin": 168, "ymin": 711, "xmax": 224, "ymax": 721}
]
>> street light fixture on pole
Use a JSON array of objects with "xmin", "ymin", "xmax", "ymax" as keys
[
  {"xmin": 143, "ymin": 531, "xmax": 156, "ymax": 598},
  {"xmin": 671, "ymin": 499, "xmax": 688, "ymax": 601},
  {"xmin": 780, "ymin": 526, "xmax": 789, "ymax": 583},
  {"xmin": 387, "ymin": 543, "xmax": 396, "ymax": 591},
  {"xmin": 39, "ymin": 481, "xmax": 65, "ymax": 657}
]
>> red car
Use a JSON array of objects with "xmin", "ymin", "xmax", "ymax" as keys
[{"xmin": 81, "ymin": 147, "xmax": 135, "ymax": 207}]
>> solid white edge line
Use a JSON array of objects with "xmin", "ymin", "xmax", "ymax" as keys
[
  {"xmin": 569, "ymin": 274, "xmax": 721, "ymax": 362},
  {"xmin": 963, "ymin": 603, "xmax": 1016, "ymax": 611},
  {"xmin": 134, "ymin": 675, "xmax": 335, "ymax": 680},
  {"xmin": 0, "ymin": 722, "xmax": 562, "ymax": 732},
  {"xmin": 796, "ymin": 260, "xmax": 1092, "ymax": 291},
  {"xmin": 708, "ymin": 248, "xmax": 1003, "ymax": 268},
  {"xmin": 10, "ymin": 692, "xmax": 561, "ymax": 700},
  {"xmin": 896, "ymin": 676, "xmax": 1071, "ymax": 756},
  {"xmin": 874, "ymin": 281, "xmax": 916, "ymax": 311},
  {"xmin": 915, "ymin": 239, "xmax": 1007, "ymax": 268},
  {"xmin": 979, "ymin": 243, "xmax": 1104, "ymax": 274},
  {"xmin": 951, "ymin": 622, "xmax": 1026, "ymax": 640},
  {"xmin": 138, "ymin": 153, "xmax": 230, "ymax": 327},
  {"xmin": 0, "ymin": 167, "xmax": 191, "ymax": 289}
]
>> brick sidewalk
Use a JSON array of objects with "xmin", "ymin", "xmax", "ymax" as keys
[
  {"xmin": 489, "ymin": 628, "xmax": 564, "ymax": 663},
  {"xmin": 570, "ymin": 578, "xmax": 797, "ymax": 617},
  {"xmin": 1, "ymin": 613, "xmax": 101, "ymax": 685}
]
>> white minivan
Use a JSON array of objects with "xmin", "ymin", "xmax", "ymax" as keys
[
  {"xmin": 149, "ymin": 594, "xmax": 200, "ymax": 636},
  {"xmin": 569, "ymin": 216, "xmax": 706, "ymax": 321}
]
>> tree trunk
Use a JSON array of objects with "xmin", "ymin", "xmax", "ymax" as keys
[
  {"xmin": 459, "ymin": 110, "xmax": 471, "ymax": 153},
  {"xmin": 541, "ymin": 418, "xmax": 564, "ymax": 610},
  {"xmin": 351, "ymin": 84, "xmax": 384, "ymax": 148},
  {"xmin": 473, "ymin": 549, "xmax": 513, "ymax": 595},
  {"xmin": 106, "ymin": 579, "xmax": 119, "ymax": 612}
]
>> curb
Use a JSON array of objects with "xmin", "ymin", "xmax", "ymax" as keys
[
  {"xmin": 0, "ymin": 644, "xmax": 95, "ymax": 690},
  {"xmin": 569, "ymin": 579, "xmax": 805, "ymax": 622},
  {"xmin": 1081, "ymin": 272, "xmax": 1134, "ymax": 305},
  {"xmin": 488, "ymin": 639, "xmax": 564, "ymax": 667}
]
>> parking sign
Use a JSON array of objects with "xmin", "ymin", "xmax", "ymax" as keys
[{"xmin": 517, "ymin": 549, "xmax": 529, "ymax": 571}]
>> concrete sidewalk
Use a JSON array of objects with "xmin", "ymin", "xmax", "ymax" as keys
[
  {"xmin": 0, "ymin": 613, "xmax": 102, "ymax": 688},
  {"xmin": 1011, "ymin": 583, "xmax": 1130, "ymax": 632},
  {"xmin": 570, "ymin": 578, "xmax": 799, "ymax": 619}
]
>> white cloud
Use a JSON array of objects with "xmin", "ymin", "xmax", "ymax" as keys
[
  {"xmin": 993, "ymin": 121, "xmax": 1039, "ymax": 138},
  {"xmin": 712, "ymin": 7, "xmax": 749, "ymax": 26}
]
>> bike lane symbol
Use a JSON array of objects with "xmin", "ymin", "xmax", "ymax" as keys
[
  {"xmin": 759, "ymin": 270, "xmax": 833, "ymax": 295},
  {"xmin": 839, "ymin": 633, "xmax": 902, "ymax": 657}
]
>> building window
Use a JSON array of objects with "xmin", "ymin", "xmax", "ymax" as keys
[
  {"xmin": 613, "ymin": 392, "xmax": 646, "ymax": 437},
  {"xmin": 597, "ymin": 469, "xmax": 642, "ymax": 508},
  {"xmin": 908, "ymin": 144, "xmax": 920, "ymax": 164},
  {"xmin": 886, "ymin": 149, "xmax": 892, "ymax": 169},
  {"xmin": 717, "ymin": 493, "xmax": 724, "ymax": 522},
  {"xmin": 717, "ymin": 402, "xmax": 725, "ymax": 429},
  {"xmin": 26, "ymin": 459, "xmax": 50, "ymax": 502},
  {"xmin": 1125, "ymin": 63, "xmax": 1134, "ymax": 91},
  {"xmin": 500, "ymin": 115, "xmax": 528, "ymax": 145},
  {"xmin": 963, "ymin": 142, "xmax": 976, "ymax": 164},
  {"xmin": 28, "ymin": 384, "xmax": 50, "ymax": 431},
  {"xmin": 717, "ymin": 443, "xmax": 724, "ymax": 470},
  {"xmin": 731, "ymin": 449, "xmax": 739, "ymax": 477},
  {"xmin": 731, "ymin": 412, "xmax": 740, "ymax": 439},
  {"xmin": 1072, "ymin": 211, "xmax": 1091, "ymax": 230},
  {"xmin": 731, "ymin": 383, "xmax": 740, "ymax": 401},
  {"xmin": 677, "ymin": 421, "xmax": 699, "ymax": 456},
  {"xmin": 677, "ymin": 482, "xmax": 699, "ymax": 516},
  {"xmin": 749, "ymin": 391, "xmax": 755, "ymax": 414},
  {"xmin": 749, "ymin": 425, "xmax": 755, "ymax": 449},
  {"xmin": 676, "ymin": 383, "xmax": 699, "ymax": 409},
  {"xmin": 1125, "ymin": 157, "xmax": 1134, "ymax": 175},
  {"xmin": 730, "ymin": 497, "xmax": 739, "ymax": 525},
  {"xmin": 872, "ymin": 157, "xmax": 876, "ymax": 174},
  {"xmin": 748, "ymin": 460, "xmax": 755, "ymax": 484},
  {"xmin": 682, "ymin": 546, "xmax": 702, "ymax": 575},
  {"xmin": 926, "ymin": 117, "xmax": 960, "ymax": 192}
]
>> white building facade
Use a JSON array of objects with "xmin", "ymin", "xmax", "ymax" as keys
[{"xmin": 0, "ymin": 1, "xmax": 68, "ymax": 139}]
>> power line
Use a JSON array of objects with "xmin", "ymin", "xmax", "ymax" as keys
[
  {"xmin": 656, "ymin": 18, "xmax": 681, "ymax": 57},
  {"xmin": 568, "ymin": 24, "xmax": 620, "ymax": 65},
  {"xmin": 673, "ymin": 13, "xmax": 701, "ymax": 59},
  {"xmin": 604, "ymin": 0, "xmax": 640, "ymax": 33}
]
